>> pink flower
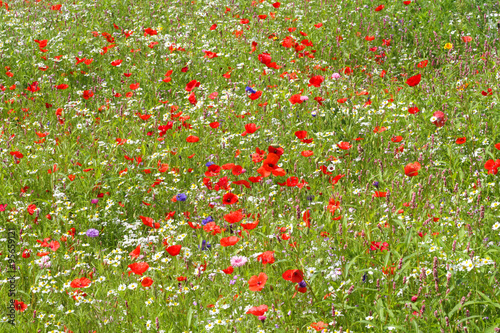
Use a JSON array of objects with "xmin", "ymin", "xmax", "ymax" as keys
[{"xmin": 230, "ymin": 256, "xmax": 248, "ymax": 267}]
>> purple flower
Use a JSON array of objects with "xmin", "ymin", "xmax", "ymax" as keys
[
  {"xmin": 176, "ymin": 193, "xmax": 187, "ymax": 202},
  {"xmin": 86, "ymin": 228, "xmax": 99, "ymax": 238},
  {"xmin": 298, "ymin": 281, "xmax": 307, "ymax": 288},
  {"xmin": 91, "ymin": 199, "xmax": 99, "ymax": 204}
]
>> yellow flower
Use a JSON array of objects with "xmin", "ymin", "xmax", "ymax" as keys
[{"xmin": 444, "ymin": 43, "xmax": 453, "ymax": 50}]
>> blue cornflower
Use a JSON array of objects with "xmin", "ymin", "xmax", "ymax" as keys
[
  {"xmin": 201, "ymin": 216, "xmax": 213, "ymax": 225},
  {"xmin": 245, "ymin": 86, "xmax": 257, "ymax": 94},
  {"xmin": 176, "ymin": 193, "xmax": 187, "ymax": 202}
]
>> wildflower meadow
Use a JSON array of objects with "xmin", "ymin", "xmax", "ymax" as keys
[{"xmin": 2, "ymin": 0, "xmax": 500, "ymax": 332}]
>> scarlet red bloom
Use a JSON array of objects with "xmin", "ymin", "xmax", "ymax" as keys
[
  {"xmin": 129, "ymin": 245, "xmax": 141, "ymax": 259},
  {"xmin": 14, "ymin": 300, "xmax": 28, "ymax": 312},
  {"xmin": 56, "ymin": 84, "xmax": 69, "ymax": 90},
  {"xmin": 242, "ymin": 123, "xmax": 261, "ymax": 136},
  {"xmin": 375, "ymin": 5, "xmax": 385, "ymax": 11},
  {"xmin": 408, "ymin": 106, "xmax": 420, "ymax": 114},
  {"xmin": 186, "ymin": 135, "xmax": 199, "ymax": 143},
  {"xmin": 337, "ymin": 142, "xmax": 352, "ymax": 150},
  {"xmin": 432, "ymin": 111, "xmax": 447, "ymax": 127},
  {"xmin": 482, "ymin": 88, "xmax": 493, "ymax": 96},
  {"xmin": 249, "ymin": 91, "xmax": 262, "ymax": 100},
  {"xmin": 462, "ymin": 36, "xmax": 473, "ymax": 43},
  {"xmin": 370, "ymin": 241, "xmax": 389, "ymax": 252},
  {"xmin": 141, "ymin": 277, "xmax": 154, "ymax": 287},
  {"xmin": 185, "ymin": 80, "xmax": 201, "ymax": 92},
  {"xmin": 222, "ymin": 266, "xmax": 234, "ymax": 274},
  {"xmin": 128, "ymin": 262, "xmax": 149, "ymax": 276},
  {"xmin": 391, "ymin": 136, "xmax": 403, "ymax": 143},
  {"xmin": 220, "ymin": 236, "xmax": 240, "ymax": 247},
  {"xmin": 70, "ymin": 277, "xmax": 91, "ymax": 288},
  {"xmin": 166, "ymin": 245, "xmax": 182, "ymax": 256},
  {"xmin": 308, "ymin": 75, "xmax": 324, "ymax": 87},
  {"xmin": 257, "ymin": 153, "xmax": 286, "ymax": 177},
  {"xmin": 256, "ymin": 251, "xmax": 275, "ymax": 266},
  {"xmin": 248, "ymin": 272, "xmax": 267, "ymax": 291},
  {"xmin": 224, "ymin": 210, "xmax": 244, "ymax": 224},
  {"xmin": 82, "ymin": 90, "xmax": 94, "ymax": 100},
  {"xmin": 456, "ymin": 137, "xmax": 466, "ymax": 145},
  {"xmin": 222, "ymin": 193, "xmax": 239, "ymax": 205},
  {"xmin": 282, "ymin": 269, "xmax": 304, "ymax": 283},
  {"xmin": 404, "ymin": 162, "xmax": 421, "ymax": 177},
  {"xmin": 295, "ymin": 131, "xmax": 308, "ymax": 139},
  {"xmin": 140, "ymin": 215, "xmax": 160, "ymax": 229},
  {"xmin": 311, "ymin": 322, "xmax": 328, "ymax": 331},
  {"xmin": 301, "ymin": 150, "xmax": 314, "ymax": 157},
  {"xmin": 406, "ymin": 74, "xmax": 421, "ymax": 87},
  {"xmin": 247, "ymin": 304, "xmax": 268, "ymax": 316},
  {"xmin": 485, "ymin": 159, "xmax": 500, "ymax": 175},
  {"xmin": 417, "ymin": 60, "xmax": 428, "ymax": 68},
  {"xmin": 289, "ymin": 93, "xmax": 303, "ymax": 104}
]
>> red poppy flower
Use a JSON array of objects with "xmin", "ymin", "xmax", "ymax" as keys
[
  {"xmin": 166, "ymin": 245, "xmax": 182, "ymax": 256},
  {"xmin": 111, "ymin": 59, "xmax": 123, "ymax": 66},
  {"xmin": 485, "ymin": 159, "xmax": 500, "ymax": 174},
  {"xmin": 240, "ymin": 19, "xmax": 250, "ymax": 24},
  {"xmin": 256, "ymin": 251, "xmax": 275, "ymax": 266},
  {"xmin": 337, "ymin": 142, "xmax": 352, "ymax": 150},
  {"xmin": 242, "ymin": 123, "xmax": 261, "ymax": 136},
  {"xmin": 456, "ymin": 137, "xmax": 466, "ymax": 144},
  {"xmin": 373, "ymin": 191, "xmax": 387, "ymax": 198},
  {"xmin": 375, "ymin": 5, "xmax": 384, "ymax": 11},
  {"xmin": 220, "ymin": 236, "xmax": 240, "ymax": 247},
  {"xmin": 295, "ymin": 131, "xmax": 307, "ymax": 139},
  {"xmin": 370, "ymin": 241, "xmax": 389, "ymax": 252},
  {"xmin": 337, "ymin": 98, "xmax": 348, "ymax": 103},
  {"xmin": 129, "ymin": 245, "xmax": 141, "ymax": 259},
  {"xmin": 248, "ymin": 272, "xmax": 267, "ymax": 291},
  {"xmin": 249, "ymin": 91, "xmax": 262, "ymax": 100},
  {"xmin": 311, "ymin": 322, "xmax": 328, "ymax": 331},
  {"xmin": 144, "ymin": 28, "xmax": 158, "ymax": 35},
  {"xmin": 482, "ymin": 88, "xmax": 493, "ymax": 96},
  {"xmin": 222, "ymin": 266, "xmax": 234, "ymax": 274},
  {"xmin": 417, "ymin": 60, "xmax": 428, "ymax": 68},
  {"xmin": 404, "ymin": 162, "xmax": 421, "ymax": 177},
  {"xmin": 282, "ymin": 269, "xmax": 303, "ymax": 283},
  {"xmin": 140, "ymin": 216, "xmax": 160, "ymax": 229},
  {"xmin": 301, "ymin": 150, "xmax": 314, "ymax": 157},
  {"xmin": 365, "ymin": 36, "xmax": 375, "ymax": 41},
  {"xmin": 432, "ymin": 111, "xmax": 447, "ymax": 127},
  {"xmin": 406, "ymin": 74, "xmax": 421, "ymax": 87},
  {"xmin": 308, "ymin": 75, "xmax": 324, "ymax": 87},
  {"xmin": 22, "ymin": 249, "xmax": 31, "ymax": 258},
  {"xmin": 222, "ymin": 193, "xmax": 239, "ymax": 205},
  {"xmin": 246, "ymin": 304, "xmax": 268, "ymax": 316},
  {"xmin": 210, "ymin": 24, "xmax": 217, "ymax": 30},
  {"xmin": 408, "ymin": 106, "xmax": 420, "ymax": 114},
  {"xmin": 224, "ymin": 210, "xmax": 244, "ymax": 224},
  {"xmin": 186, "ymin": 135, "xmax": 199, "ymax": 143},
  {"xmin": 128, "ymin": 262, "xmax": 149, "ymax": 276},
  {"xmin": 82, "ymin": 90, "xmax": 94, "ymax": 100},
  {"xmin": 141, "ymin": 277, "xmax": 153, "ymax": 287},
  {"xmin": 391, "ymin": 136, "xmax": 403, "ymax": 143},
  {"xmin": 70, "ymin": 277, "xmax": 91, "ymax": 288},
  {"xmin": 462, "ymin": 36, "xmax": 472, "ymax": 43},
  {"xmin": 14, "ymin": 300, "xmax": 28, "ymax": 312},
  {"xmin": 188, "ymin": 92, "xmax": 197, "ymax": 105},
  {"xmin": 495, "ymin": 143, "xmax": 500, "ymax": 150},
  {"xmin": 257, "ymin": 153, "xmax": 286, "ymax": 177},
  {"xmin": 185, "ymin": 80, "xmax": 201, "ymax": 92},
  {"xmin": 56, "ymin": 84, "xmax": 69, "ymax": 90},
  {"xmin": 289, "ymin": 93, "xmax": 303, "ymax": 104}
]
